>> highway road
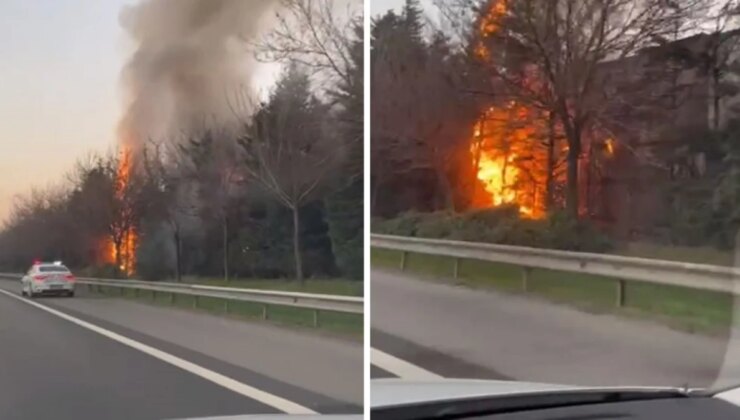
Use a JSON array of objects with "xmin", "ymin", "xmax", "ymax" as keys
[
  {"xmin": 371, "ymin": 269, "xmax": 735, "ymax": 388},
  {"xmin": 0, "ymin": 280, "xmax": 362, "ymax": 419}
]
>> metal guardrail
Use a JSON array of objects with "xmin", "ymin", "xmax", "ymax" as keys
[
  {"xmin": 0, "ymin": 273, "xmax": 362, "ymax": 326},
  {"xmin": 371, "ymin": 234, "xmax": 740, "ymax": 306}
]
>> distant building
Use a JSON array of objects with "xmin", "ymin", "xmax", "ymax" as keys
[{"xmin": 592, "ymin": 29, "xmax": 740, "ymax": 238}]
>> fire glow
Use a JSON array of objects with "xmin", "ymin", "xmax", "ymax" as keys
[
  {"xmin": 469, "ymin": 0, "xmax": 619, "ymax": 219},
  {"xmin": 103, "ymin": 147, "xmax": 137, "ymax": 275},
  {"xmin": 469, "ymin": 0, "xmax": 545, "ymax": 219},
  {"xmin": 470, "ymin": 105, "xmax": 547, "ymax": 218}
]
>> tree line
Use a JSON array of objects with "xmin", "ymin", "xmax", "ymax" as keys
[{"xmin": 0, "ymin": 0, "xmax": 363, "ymax": 282}]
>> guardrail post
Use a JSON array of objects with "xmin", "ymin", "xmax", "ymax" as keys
[
  {"xmin": 522, "ymin": 267, "xmax": 532, "ymax": 292},
  {"xmin": 312, "ymin": 310, "xmax": 319, "ymax": 327},
  {"xmin": 616, "ymin": 279, "xmax": 626, "ymax": 307},
  {"xmin": 400, "ymin": 251, "xmax": 408, "ymax": 270},
  {"xmin": 63, "ymin": 276, "xmax": 362, "ymax": 320},
  {"xmin": 453, "ymin": 258, "xmax": 460, "ymax": 279}
]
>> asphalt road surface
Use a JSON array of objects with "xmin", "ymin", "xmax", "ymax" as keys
[
  {"xmin": 0, "ymin": 280, "xmax": 362, "ymax": 419},
  {"xmin": 371, "ymin": 269, "xmax": 736, "ymax": 389}
]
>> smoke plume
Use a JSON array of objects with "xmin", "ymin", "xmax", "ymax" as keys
[{"xmin": 118, "ymin": 0, "xmax": 276, "ymax": 150}]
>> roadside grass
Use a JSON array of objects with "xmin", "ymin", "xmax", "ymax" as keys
[
  {"xmin": 88, "ymin": 284, "xmax": 362, "ymax": 338},
  {"xmin": 617, "ymin": 242, "xmax": 735, "ymax": 267},
  {"xmin": 181, "ymin": 277, "xmax": 363, "ymax": 297},
  {"xmin": 371, "ymin": 248, "xmax": 733, "ymax": 334}
]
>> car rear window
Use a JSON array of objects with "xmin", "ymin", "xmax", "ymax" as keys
[{"xmin": 38, "ymin": 266, "xmax": 70, "ymax": 273}]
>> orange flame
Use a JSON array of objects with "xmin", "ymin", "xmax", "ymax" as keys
[
  {"xmin": 470, "ymin": 104, "xmax": 551, "ymax": 219},
  {"xmin": 479, "ymin": 0, "xmax": 507, "ymax": 35},
  {"xmin": 103, "ymin": 147, "xmax": 137, "ymax": 275},
  {"xmin": 604, "ymin": 138, "xmax": 615, "ymax": 157},
  {"xmin": 473, "ymin": 147, "xmax": 531, "ymax": 215},
  {"xmin": 468, "ymin": 1, "xmax": 551, "ymax": 218},
  {"xmin": 468, "ymin": 0, "xmax": 615, "ymax": 219},
  {"xmin": 474, "ymin": 0, "xmax": 507, "ymax": 59}
]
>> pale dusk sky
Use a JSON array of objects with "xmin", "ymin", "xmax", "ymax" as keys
[{"xmin": 0, "ymin": 0, "xmax": 279, "ymax": 223}]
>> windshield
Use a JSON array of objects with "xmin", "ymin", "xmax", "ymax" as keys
[
  {"xmin": 0, "ymin": 0, "xmax": 364, "ymax": 418},
  {"xmin": 370, "ymin": 0, "xmax": 740, "ymax": 397},
  {"xmin": 38, "ymin": 266, "xmax": 70, "ymax": 273}
]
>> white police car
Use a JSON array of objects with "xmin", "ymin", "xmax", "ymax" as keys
[{"xmin": 21, "ymin": 261, "xmax": 76, "ymax": 298}]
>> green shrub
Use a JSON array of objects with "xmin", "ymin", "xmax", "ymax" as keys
[
  {"xmin": 462, "ymin": 205, "xmax": 520, "ymax": 228},
  {"xmin": 415, "ymin": 211, "xmax": 459, "ymax": 238},
  {"xmin": 544, "ymin": 211, "xmax": 615, "ymax": 252},
  {"xmin": 373, "ymin": 208, "xmax": 615, "ymax": 253},
  {"xmin": 447, "ymin": 220, "xmax": 498, "ymax": 242},
  {"xmin": 493, "ymin": 218, "xmax": 551, "ymax": 248},
  {"xmin": 372, "ymin": 211, "xmax": 424, "ymax": 236}
]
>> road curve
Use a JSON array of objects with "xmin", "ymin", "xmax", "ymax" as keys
[
  {"xmin": 371, "ymin": 269, "xmax": 730, "ymax": 388},
  {"xmin": 0, "ymin": 280, "xmax": 362, "ymax": 419}
]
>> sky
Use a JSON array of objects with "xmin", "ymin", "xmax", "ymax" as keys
[
  {"xmin": 0, "ymin": 0, "xmax": 279, "ymax": 224},
  {"xmin": 0, "ymin": 0, "xmax": 128, "ymax": 223}
]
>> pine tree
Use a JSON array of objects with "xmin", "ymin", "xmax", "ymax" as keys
[
  {"xmin": 325, "ymin": 24, "xmax": 364, "ymax": 280},
  {"xmin": 403, "ymin": 0, "xmax": 424, "ymax": 44}
]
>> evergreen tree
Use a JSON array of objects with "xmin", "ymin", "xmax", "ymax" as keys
[
  {"xmin": 403, "ymin": 0, "xmax": 424, "ymax": 44},
  {"xmin": 326, "ymin": 24, "xmax": 364, "ymax": 280}
]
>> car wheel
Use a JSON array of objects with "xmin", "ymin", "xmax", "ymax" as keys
[
  {"xmin": 20, "ymin": 288, "xmax": 25, "ymax": 296},
  {"xmin": 67, "ymin": 291, "xmax": 75, "ymax": 298}
]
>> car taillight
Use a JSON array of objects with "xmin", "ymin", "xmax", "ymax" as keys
[
  {"xmin": 33, "ymin": 275, "xmax": 47, "ymax": 281},
  {"xmin": 65, "ymin": 274, "xmax": 75, "ymax": 281}
]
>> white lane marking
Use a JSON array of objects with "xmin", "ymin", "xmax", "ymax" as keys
[
  {"xmin": 371, "ymin": 347, "xmax": 443, "ymax": 380},
  {"xmin": 0, "ymin": 289, "xmax": 316, "ymax": 415}
]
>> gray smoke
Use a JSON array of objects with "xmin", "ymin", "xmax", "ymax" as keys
[{"xmin": 118, "ymin": 0, "xmax": 276, "ymax": 150}]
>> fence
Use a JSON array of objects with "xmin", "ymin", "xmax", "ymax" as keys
[
  {"xmin": 0, "ymin": 273, "xmax": 362, "ymax": 327},
  {"xmin": 371, "ymin": 234, "xmax": 740, "ymax": 306}
]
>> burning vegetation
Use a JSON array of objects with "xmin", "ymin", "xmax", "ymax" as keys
[
  {"xmin": 466, "ymin": 0, "xmax": 621, "ymax": 220},
  {"xmin": 469, "ymin": 104, "xmax": 558, "ymax": 219},
  {"xmin": 102, "ymin": 147, "xmax": 138, "ymax": 275},
  {"xmin": 468, "ymin": 0, "xmax": 558, "ymax": 219}
]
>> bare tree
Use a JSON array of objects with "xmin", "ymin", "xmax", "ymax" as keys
[
  {"xmin": 141, "ymin": 140, "xmax": 199, "ymax": 282},
  {"xmin": 256, "ymin": 0, "xmax": 361, "ymax": 92},
  {"xmin": 238, "ymin": 65, "xmax": 338, "ymax": 283}
]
